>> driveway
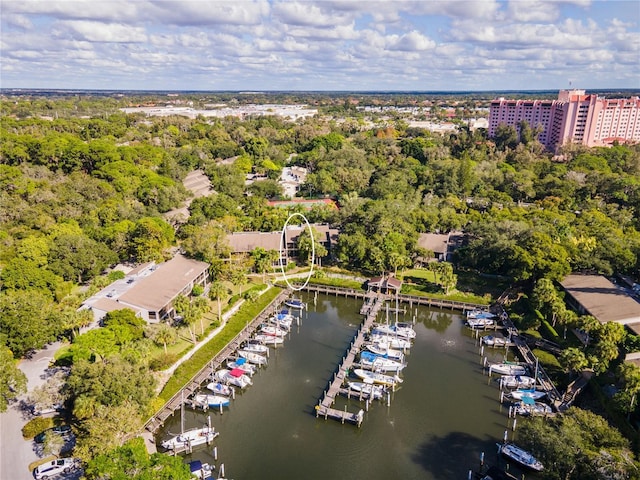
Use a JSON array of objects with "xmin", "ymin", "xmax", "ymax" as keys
[{"xmin": 0, "ymin": 342, "xmax": 62, "ymax": 480}]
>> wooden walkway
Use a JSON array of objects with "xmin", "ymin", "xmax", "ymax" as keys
[
  {"xmin": 315, "ymin": 296, "xmax": 385, "ymax": 426},
  {"xmin": 297, "ymin": 283, "xmax": 487, "ymax": 312},
  {"xmin": 144, "ymin": 288, "xmax": 291, "ymax": 434}
]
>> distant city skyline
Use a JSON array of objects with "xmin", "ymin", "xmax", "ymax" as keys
[{"xmin": 1, "ymin": 0, "xmax": 639, "ymax": 92}]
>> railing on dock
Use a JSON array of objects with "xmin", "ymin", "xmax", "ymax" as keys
[{"xmin": 144, "ymin": 288, "xmax": 291, "ymax": 434}]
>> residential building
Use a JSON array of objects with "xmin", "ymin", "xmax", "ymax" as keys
[
  {"xmin": 415, "ymin": 232, "xmax": 464, "ymax": 263},
  {"xmin": 226, "ymin": 224, "xmax": 339, "ymax": 266},
  {"xmin": 560, "ymin": 274, "xmax": 640, "ymax": 335},
  {"xmin": 81, "ymin": 254, "xmax": 210, "ymax": 323},
  {"xmin": 489, "ymin": 90, "xmax": 640, "ymax": 151}
]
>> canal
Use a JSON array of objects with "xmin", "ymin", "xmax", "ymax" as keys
[{"xmin": 157, "ymin": 292, "xmax": 537, "ymax": 479}]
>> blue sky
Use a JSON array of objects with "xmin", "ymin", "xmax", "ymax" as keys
[{"xmin": 1, "ymin": 0, "xmax": 638, "ymax": 91}]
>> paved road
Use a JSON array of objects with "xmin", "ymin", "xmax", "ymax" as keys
[{"xmin": 0, "ymin": 342, "xmax": 62, "ymax": 480}]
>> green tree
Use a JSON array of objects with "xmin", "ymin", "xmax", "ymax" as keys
[
  {"xmin": 296, "ymin": 227, "xmax": 328, "ymax": 267},
  {"xmin": 145, "ymin": 323, "xmax": 177, "ymax": 355},
  {"xmin": 0, "ymin": 345, "xmax": 27, "ymax": 412},
  {"xmin": 208, "ymin": 281, "xmax": 227, "ymax": 323},
  {"xmin": 85, "ymin": 437, "xmax": 192, "ymax": 480},
  {"xmin": 48, "ymin": 234, "xmax": 117, "ymax": 283},
  {"xmin": 130, "ymin": 217, "xmax": 175, "ymax": 263}
]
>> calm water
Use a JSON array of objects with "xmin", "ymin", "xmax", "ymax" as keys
[{"xmin": 158, "ymin": 293, "xmax": 537, "ymax": 479}]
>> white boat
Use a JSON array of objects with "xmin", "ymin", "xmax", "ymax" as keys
[
  {"xmin": 269, "ymin": 310, "xmax": 294, "ymax": 329},
  {"xmin": 368, "ymin": 334, "xmax": 412, "ymax": 350},
  {"xmin": 364, "ymin": 342, "xmax": 405, "ymax": 362},
  {"xmin": 252, "ymin": 334, "xmax": 284, "ymax": 345},
  {"xmin": 372, "ymin": 323, "xmax": 416, "ymax": 339},
  {"xmin": 191, "ymin": 393, "xmax": 231, "ymax": 409},
  {"xmin": 466, "ymin": 317, "xmax": 496, "ymax": 329},
  {"xmin": 242, "ymin": 340, "xmax": 270, "ymax": 355},
  {"xmin": 359, "ymin": 351, "xmax": 406, "ymax": 373},
  {"xmin": 189, "ymin": 460, "xmax": 214, "ymax": 479},
  {"xmin": 489, "ymin": 362, "xmax": 527, "ymax": 376},
  {"xmin": 345, "ymin": 381, "xmax": 386, "ymax": 400},
  {"xmin": 284, "ymin": 298, "xmax": 306, "ymax": 310},
  {"xmin": 467, "ymin": 309, "xmax": 496, "ymax": 320},
  {"xmin": 214, "ymin": 368, "xmax": 253, "ymax": 389},
  {"xmin": 497, "ymin": 442, "xmax": 544, "ymax": 471},
  {"xmin": 512, "ymin": 397, "xmax": 553, "ymax": 416},
  {"xmin": 259, "ymin": 324, "xmax": 288, "ymax": 337},
  {"xmin": 499, "ymin": 375, "xmax": 537, "ymax": 389},
  {"xmin": 226, "ymin": 357, "xmax": 257, "ymax": 376},
  {"xmin": 238, "ymin": 349, "xmax": 268, "ymax": 366},
  {"xmin": 161, "ymin": 423, "xmax": 218, "ymax": 451},
  {"xmin": 206, "ymin": 381, "xmax": 234, "ymax": 397},
  {"xmin": 509, "ymin": 388, "xmax": 547, "ymax": 400},
  {"xmin": 353, "ymin": 368, "xmax": 403, "ymax": 387},
  {"xmin": 481, "ymin": 335, "xmax": 508, "ymax": 347}
]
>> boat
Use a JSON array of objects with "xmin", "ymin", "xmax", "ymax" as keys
[
  {"xmin": 191, "ymin": 393, "xmax": 231, "ymax": 409},
  {"xmin": 214, "ymin": 368, "xmax": 253, "ymax": 389},
  {"xmin": 488, "ymin": 362, "xmax": 527, "ymax": 376},
  {"xmin": 206, "ymin": 381, "xmax": 234, "ymax": 397},
  {"xmin": 481, "ymin": 334, "xmax": 509, "ymax": 347},
  {"xmin": 497, "ymin": 442, "xmax": 544, "ymax": 471},
  {"xmin": 368, "ymin": 333, "xmax": 412, "ymax": 350},
  {"xmin": 189, "ymin": 460, "xmax": 214, "ymax": 479},
  {"xmin": 226, "ymin": 357, "xmax": 257, "ymax": 376},
  {"xmin": 364, "ymin": 342, "xmax": 405, "ymax": 361},
  {"xmin": 359, "ymin": 351, "xmax": 406, "ymax": 373},
  {"xmin": 512, "ymin": 397, "xmax": 553, "ymax": 416},
  {"xmin": 258, "ymin": 324, "xmax": 288, "ymax": 337},
  {"xmin": 466, "ymin": 317, "xmax": 496, "ymax": 329},
  {"xmin": 284, "ymin": 298, "xmax": 306, "ymax": 310},
  {"xmin": 509, "ymin": 388, "xmax": 547, "ymax": 400},
  {"xmin": 467, "ymin": 309, "xmax": 496, "ymax": 320},
  {"xmin": 353, "ymin": 368, "xmax": 403, "ymax": 387},
  {"xmin": 269, "ymin": 310, "xmax": 294, "ymax": 329},
  {"xmin": 238, "ymin": 349, "xmax": 268, "ymax": 366},
  {"xmin": 252, "ymin": 334, "xmax": 285, "ymax": 345},
  {"xmin": 499, "ymin": 375, "xmax": 536, "ymax": 389},
  {"xmin": 345, "ymin": 381, "xmax": 387, "ymax": 400},
  {"xmin": 242, "ymin": 340, "xmax": 270, "ymax": 355},
  {"xmin": 372, "ymin": 323, "xmax": 416, "ymax": 339},
  {"xmin": 161, "ymin": 405, "xmax": 219, "ymax": 451}
]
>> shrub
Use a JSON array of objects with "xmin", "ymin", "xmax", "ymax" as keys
[
  {"xmin": 22, "ymin": 417, "xmax": 54, "ymax": 439},
  {"xmin": 149, "ymin": 353, "xmax": 178, "ymax": 371},
  {"xmin": 191, "ymin": 285, "xmax": 204, "ymax": 297}
]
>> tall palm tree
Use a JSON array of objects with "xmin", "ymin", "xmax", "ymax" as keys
[{"xmin": 209, "ymin": 281, "xmax": 226, "ymax": 324}]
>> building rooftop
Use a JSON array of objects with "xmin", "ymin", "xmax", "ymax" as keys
[
  {"xmin": 560, "ymin": 274, "xmax": 640, "ymax": 328},
  {"xmin": 116, "ymin": 254, "xmax": 209, "ymax": 312}
]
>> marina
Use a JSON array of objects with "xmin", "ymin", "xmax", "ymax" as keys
[{"xmin": 156, "ymin": 292, "xmax": 545, "ymax": 479}]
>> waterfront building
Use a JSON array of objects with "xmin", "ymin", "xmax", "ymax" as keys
[{"xmin": 489, "ymin": 90, "xmax": 640, "ymax": 151}]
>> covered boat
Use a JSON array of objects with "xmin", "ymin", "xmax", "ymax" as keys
[
  {"xmin": 364, "ymin": 342, "xmax": 405, "ymax": 361},
  {"xmin": 284, "ymin": 298, "xmax": 306, "ymax": 310},
  {"xmin": 215, "ymin": 368, "xmax": 253, "ymax": 389},
  {"xmin": 191, "ymin": 393, "xmax": 231, "ymax": 409},
  {"xmin": 466, "ymin": 317, "xmax": 496, "ymax": 329},
  {"xmin": 252, "ymin": 334, "xmax": 284, "ymax": 345},
  {"xmin": 242, "ymin": 340, "xmax": 270, "ymax": 355},
  {"xmin": 372, "ymin": 323, "xmax": 416, "ymax": 339},
  {"xmin": 368, "ymin": 333, "xmax": 412, "ymax": 350},
  {"xmin": 481, "ymin": 334, "xmax": 508, "ymax": 347},
  {"xmin": 258, "ymin": 324, "xmax": 288, "ymax": 337},
  {"xmin": 359, "ymin": 351, "xmax": 406, "ymax": 373},
  {"xmin": 497, "ymin": 442, "xmax": 544, "ymax": 471},
  {"xmin": 189, "ymin": 460, "xmax": 214, "ymax": 479},
  {"xmin": 513, "ymin": 397, "xmax": 553, "ymax": 416},
  {"xmin": 269, "ymin": 310, "xmax": 294, "ymax": 329},
  {"xmin": 226, "ymin": 357, "xmax": 257, "ymax": 376},
  {"xmin": 206, "ymin": 381, "xmax": 234, "ymax": 397},
  {"xmin": 467, "ymin": 309, "xmax": 496, "ymax": 320}
]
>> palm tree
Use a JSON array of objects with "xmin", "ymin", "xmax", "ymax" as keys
[
  {"xmin": 209, "ymin": 281, "xmax": 227, "ymax": 324},
  {"xmin": 153, "ymin": 323, "xmax": 177, "ymax": 355}
]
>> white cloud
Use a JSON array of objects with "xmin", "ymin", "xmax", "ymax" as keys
[
  {"xmin": 54, "ymin": 20, "xmax": 148, "ymax": 43},
  {"xmin": 507, "ymin": 1, "xmax": 561, "ymax": 22},
  {"xmin": 386, "ymin": 31, "xmax": 435, "ymax": 51}
]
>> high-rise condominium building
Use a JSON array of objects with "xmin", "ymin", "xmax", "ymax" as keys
[{"xmin": 488, "ymin": 90, "xmax": 640, "ymax": 151}]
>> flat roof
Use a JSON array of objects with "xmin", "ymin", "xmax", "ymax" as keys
[
  {"xmin": 117, "ymin": 254, "xmax": 209, "ymax": 312},
  {"xmin": 560, "ymin": 274, "xmax": 640, "ymax": 325}
]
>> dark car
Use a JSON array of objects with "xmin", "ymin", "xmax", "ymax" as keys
[{"xmin": 34, "ymin": 425, "xmax": 72, "ymax": 443}]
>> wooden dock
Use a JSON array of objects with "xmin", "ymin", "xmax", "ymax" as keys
[
  {"xmin": 144, "ymin": 288, "xmax": 291, "ymax": 434},
  {"xmin": 315, "ymin": 296, "xmax": 385, "ymax": 426}
]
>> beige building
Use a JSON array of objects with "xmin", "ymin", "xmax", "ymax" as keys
[
  {"xmin": 560, "ymin": 274, "xmax": 640, "ymax": 335},
  {"xmin": 81, "ymin": 254, "xmax": 210, "ymax": 323}
]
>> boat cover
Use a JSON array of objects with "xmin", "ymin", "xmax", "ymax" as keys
[{"xmin": 230, "ymin": 368, "xmax": 245, "ymax": 377}]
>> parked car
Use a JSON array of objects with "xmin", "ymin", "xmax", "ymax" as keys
[
  {"xmin": 34, "ymin": 425, "xmax": 72, "ymax": 443},
  {"xmin": 33, "ymin": 458, "xmax": 78, "ymax": 479}
]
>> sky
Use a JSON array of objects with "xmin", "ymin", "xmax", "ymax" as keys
[{"xmin": 1, "ymin": 0, "xmax": 639, "ymax": 92}]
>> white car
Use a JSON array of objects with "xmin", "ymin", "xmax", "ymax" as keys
[{"xmin": 33, "ymin": 458, "xmax": 78, "ymax": 479}]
